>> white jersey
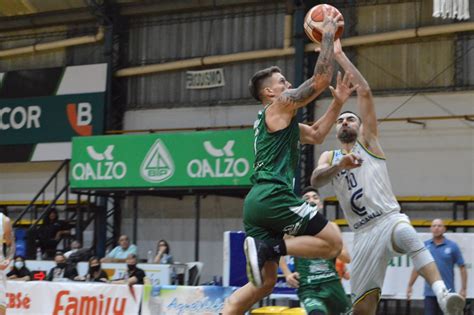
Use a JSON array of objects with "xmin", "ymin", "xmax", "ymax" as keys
[{"xmin": 330, "ymin": 141, "xmax": 400, "ymax": 231}]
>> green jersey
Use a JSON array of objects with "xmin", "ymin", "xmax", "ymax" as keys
[
  {"xmin": 251, "ymin": 106, "xmax": 300, "ymax": 187},
  {"xmin": 296, "ymin": 257, "xmax": 339, "ymax": 287}
]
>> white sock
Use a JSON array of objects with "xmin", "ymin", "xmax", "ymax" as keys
[{"xmin": 432, "ymin": 280, "xmax": 448, "ymax": 299}]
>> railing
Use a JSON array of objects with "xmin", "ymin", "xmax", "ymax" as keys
[{"xmin": 12, "ymin": 159, "xmax": 70, "ymax": 228}]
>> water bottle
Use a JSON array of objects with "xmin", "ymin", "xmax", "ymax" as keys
[
  {"xmin": 147, "ymin": 250, "xmax": 153, "ymax": 263},
  {"xmin": 36, "ymin": 247, "xmax": 42, "ymax": 261}
]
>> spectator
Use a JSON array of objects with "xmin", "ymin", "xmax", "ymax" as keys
[
  {"xmin": 7, "ymin": 256, "xmax": 31, "ymax": 281},
  {"xmin": 64, "ymin": 240, "xmax": 81, "ymax": 259},
  {"xmin": 112, "ymin": 254, "xmax": 146, "ymax": 285},
  {"xmin": 154, "ymin": 239, "xmax": 174, "ymax": 264},
  {"xmin": 46, "ymin": 252, "xmax": 78, "ymax": 281},
  {"xmin": 101, "ymin": 235, "xmax": 137, "ymax": 263},
  {"xmin": 75, "ymin": 256, "xmax": 108, "ymax": 283},
  {"xmin": 38, "ymin": 209, "xmax": 72, "ymax": 259},
  {"xmin": 407, "ymin": 218, "xmax": 468, "ymax": 315}
]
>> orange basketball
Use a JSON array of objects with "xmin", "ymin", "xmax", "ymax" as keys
[{"xmin": 304, "ymin": 4, "xmax": 344, "ymax": 43}]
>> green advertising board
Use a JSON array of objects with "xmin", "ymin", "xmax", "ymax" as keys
[
  {"xmin": 0, "ymin": 93, "xmax": 104, "ymax": 145},
  {"xmin": 70, "ymin": 129, "xmax": 255, "ymax": 189}
]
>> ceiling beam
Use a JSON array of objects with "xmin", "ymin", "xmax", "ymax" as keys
[{"xmin": 0, "ymin": 0, "xmax": 271, "ymax": 33}]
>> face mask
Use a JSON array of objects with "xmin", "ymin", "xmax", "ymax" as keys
[
  {"xmin": 90, "ymin": 265, "xmax": 100, "ymax": 272},
  {"xmin": 127, "ymin": 264, "xmax": 136, "ymax": 271},
  {"xmin": 14, "ymin": 262, "xmax": 24, "ymax": 269},
  {"xmin": 57, "ymin": 262, "xmax": 66, "ymax": 269}
]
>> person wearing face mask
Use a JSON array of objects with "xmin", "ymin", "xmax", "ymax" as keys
[
  {"xmin": 75, "ymin": 256, "xmax": 109, "ymax": 282},
  {"xmin": 7, "ymin": 256, "xmax": 31, "ymax": 281},
  {"xmin": 46, "ymin": 252, "xmax": 78, "ymax": 281},
  {"xmin": 112, "ymin": 254, "xmax": 146, "ymax": 285}
]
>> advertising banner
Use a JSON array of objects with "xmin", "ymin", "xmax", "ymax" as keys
[
  {"xmin": 0, "ymin": 63, "xmax": 107, "ymax": 162},
  {"xmin": 141, "ymin": 285, "xmax": 236, "ymax": 315},
  {"xmin": 70, "ymin": 129, "xmax": 254, "ymax": 189},
  {"xmin": 6, "ymin": 281, "xmax": 142, "ymax": 314}
]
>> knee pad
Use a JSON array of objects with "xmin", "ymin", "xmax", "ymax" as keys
[{"xmin": 392, "ymin": 222, "xmax": 434, "ymax": 270}]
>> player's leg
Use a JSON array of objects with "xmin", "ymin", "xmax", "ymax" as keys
[
  {"xmin": 223, "ymin": 261, "xmax": 278, "ymax": 315},
  {"xmin": 350, "ymin": 222, "xmax": 389, "ymax": 315},
  {"xmin": 352, "ymin": 290, "xmax": 379, "ymax": 315},
  {"xmin": 299, "ymin": 286, "xmax": 329, "ymax": 315},
  {"xmin": 285, "ymin": 212, "xmax": 342, "ymax": 259},
  {"xmin": 326, "ymin": 279, "xmax": 352, "ymax": 315},
  {"xmin": 391, "ymin": 221, "xmax": 465, "ymax": 314}
]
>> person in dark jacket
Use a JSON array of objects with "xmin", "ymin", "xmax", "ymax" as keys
[
  {"xmin": 46, "ymin": 252, "xmax": 78, "ymax": 281},
  {"xmin": 7, "ymin": 256, "xmax": 31, "ymax": 281}
]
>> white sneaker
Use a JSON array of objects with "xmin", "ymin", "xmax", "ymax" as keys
[{"xmin": 438, "ymin": 290, "xmax": 465, "ymax": 315}]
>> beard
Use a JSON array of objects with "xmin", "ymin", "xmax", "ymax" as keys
[{"xmin": 337, "ymin": 128, "xmax": 358, "ymax": 143}]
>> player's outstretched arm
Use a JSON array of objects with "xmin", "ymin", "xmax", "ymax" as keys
[
  {"xmin": 299, "ymin": 71, "xmax": 358, "ymax": 144},
  {"xmin": 276, "ymin": 8, "xmax": 340, "ymax": 111},
  {"xmin": 334, "ymin": 40, "xmax": 378, "ymax": 141},
  {"xmin": 311, "ymin": 151, "xmax": 362, "ymax": 188}
]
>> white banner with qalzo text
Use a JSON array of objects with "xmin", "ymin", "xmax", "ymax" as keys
[{"xmin": 6, "ymin": 281, "xmax": 142, "ymax": 315}]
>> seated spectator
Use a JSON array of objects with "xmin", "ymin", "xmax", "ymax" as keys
[
  {"xmin": 46, "ymin": 252, "xmax": 78, "ymax": 281},
  {"xmin": 64, "ymin": 240, "xmax": 81, "ymax": 259},
  {"xmin": 75, "ymin": 256, "xmax": 109, "ymax": 283},
  {"xmin": 101, "ymin": 235, "xmax": 137, "ymax": 263},
  {"xmin": 7, "ymin": 256, "xmax": 31, "ymax": 281},
  {"xmin": 112, "ymin": 254, "xmax": 145, "ymax": 285},
  {"xmin": 38, "ymin": 209, "xmax": 72, "ymax": 259},
  {"xmin": 154, "ymin": 239, "xmax": 174, "ymax": 264}
]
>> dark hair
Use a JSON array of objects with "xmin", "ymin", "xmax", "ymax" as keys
[
  {"xmin": 44, "ymin": 208, "xmax": 59, "ymax": 224},
  {"xmin": 88, "ymin": 256, "xmax": 101, "ymax": 274},
  {"xmin": 301, "ymin": 186, "xmax": 319, "ymax": 196},
  {"xmin": 338, "ymin": 111, "xmax": 362, "ymax": 123},
  {"xmin": 14, "ymin": 255, "xmax": 25, "ymax": 261},
  {"xmin": 249, "ymin": 66, "xmax": 282, "ymax": 102},
  {"xmin": 157, "ymin": 239, "xmax": 170, "ymax": 255},
  {"xmin": 88, "ymin": 256, "xmax": 100, "ymax": 265}
]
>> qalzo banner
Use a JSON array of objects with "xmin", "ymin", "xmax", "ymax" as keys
[{"xmin": 70, "ymin": 129, "xmax": 255, "ymax": 189}]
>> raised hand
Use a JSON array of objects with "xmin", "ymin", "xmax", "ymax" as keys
[
  {"xmin": 329, "ymin": 71, "xmax": 359, "ymax": 106},
  {"xmin": 321, "ymin": 5, "xmax": 343, "ymax": 36}
]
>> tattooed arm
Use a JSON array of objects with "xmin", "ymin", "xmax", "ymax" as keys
[{"xmin": 277, "ymin": 9, "xmax": 340, "ymax": 111}]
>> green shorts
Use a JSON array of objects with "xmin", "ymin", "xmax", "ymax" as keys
[
  {"xmin": 298, "ymin": 279, "xmax": 351, "ymax": 315},
  {"xmin": 243, "ymin": 182, "xmax": 327, "ymax": 240}
]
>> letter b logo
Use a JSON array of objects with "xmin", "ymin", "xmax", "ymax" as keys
[{"xmin": 77, "ymin": 103, "xmax": 92, "ymax": 126}]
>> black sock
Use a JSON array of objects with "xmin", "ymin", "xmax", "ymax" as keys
[{"xmin": 266, "ymin": 239, "xmax": 287, "ymax": 256}]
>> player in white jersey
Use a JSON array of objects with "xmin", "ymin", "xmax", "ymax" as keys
[
  {"xmin": 0, "ymin": 213, "xmax": 15, "ymax": 315},
  {"xmin": 310, "ymin": 39, "xmax": 465, "ymax": 315}
]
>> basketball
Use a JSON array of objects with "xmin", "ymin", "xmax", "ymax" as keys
[{"xmin": 304, "ymin": 4, "xmax": 344, "ymax": 43}]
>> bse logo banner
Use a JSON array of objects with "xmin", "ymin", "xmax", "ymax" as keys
[{"xmin": 70, "ymin": 130, "xmax": 254, "ymax": 189}]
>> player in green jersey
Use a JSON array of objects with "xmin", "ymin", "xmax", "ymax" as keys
[
  {"xmin": 280, "ymin": 187, "xmax": 351, "ymax": 315},
  {"xmin": 223, "ymin": 8, "xmax": 358, "ymax": 315}
]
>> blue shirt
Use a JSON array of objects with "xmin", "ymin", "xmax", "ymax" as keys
[
  {"xmin": 106, "ymin": 244, "xmax": 138, "ymax": 260},
  {"xmin": 424, "ymin": 237, "xmax": 464, "ymax": 296}
]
